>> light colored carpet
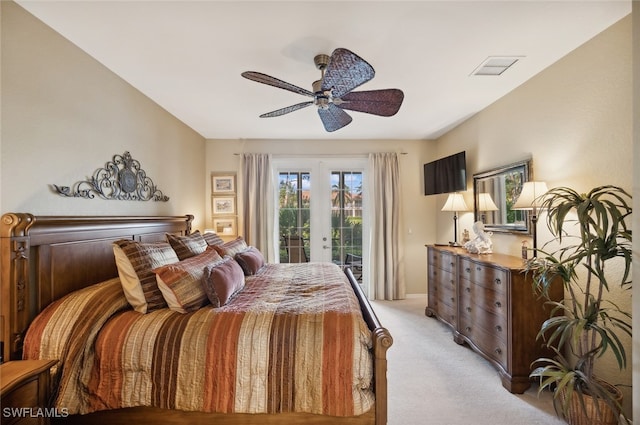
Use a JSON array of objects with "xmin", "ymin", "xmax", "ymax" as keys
[{"xmin": 370, "ymin": 295, "xmax": 566, "ymax": 425}]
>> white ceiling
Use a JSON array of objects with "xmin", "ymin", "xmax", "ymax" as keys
[{"xmin": 16, "ymin": 1, "xmax": 631, "ymax": 140}]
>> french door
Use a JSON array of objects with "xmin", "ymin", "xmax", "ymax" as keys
[{"xmin": 274, "ymin": 158, "xmax": 368, "ymax": 288}]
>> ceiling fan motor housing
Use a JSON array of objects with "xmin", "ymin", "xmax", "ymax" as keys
[
  {"xmin": 314, "ymin": 54, "xmax": 330, "ymax": 70},
  {"xmin": 312, "ymin": 79, "xmax": 331, "ymax": 109}
]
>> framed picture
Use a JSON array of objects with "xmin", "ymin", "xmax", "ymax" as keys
[
  {"xmin": 211, "ymin": 173, "xmax": 236, "ymax": 194},
  {"xmin": 213, "ymin": 217, "xmax": 237, "ymax": 236},
  {"xmin": 212, "ymin": 196, "xmax": 236, "ymax": 215}
]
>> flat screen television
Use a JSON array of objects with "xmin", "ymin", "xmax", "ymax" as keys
[{"xmin": 424, "ymin": 151, "xmax": 467, "ymax": 196}]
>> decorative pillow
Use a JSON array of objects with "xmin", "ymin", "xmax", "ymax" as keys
[
  {"xmin": 166, "ymin": 231, "xmax": 208, "ymax": 260},
  {"xmin": 234, "ymin": 246, "xmax": 265, "ymax": 276},
  {"xmin": 113, "ymin": 240, "xmax": 179, "ymax": 313},
  {"xmin": 202, "ymin": 232, "xmax": 224, "ymax": 247},
  {"xmin": 202, "ymin": 257, "xmax": 245, "ymax": 308},
  {"xmin": 154, "ymin": 247, "xmax": 224, "ymax": 313},
  {"xmin": 214, "ymin": 236, "xmax": 248, "ymax": 257}
]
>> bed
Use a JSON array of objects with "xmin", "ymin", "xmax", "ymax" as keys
[{"xmin": 0, "ymin": 213, "xmax": 392, "ymax": 425}]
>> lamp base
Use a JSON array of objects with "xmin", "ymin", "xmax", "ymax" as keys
[{"xmin": 449, "ymin": 241, "xmax": 462, "ymax": 247}]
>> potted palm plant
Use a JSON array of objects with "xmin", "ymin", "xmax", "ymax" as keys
[{"xmin": 525, "ymin": 185, "xmax": 632, "ymax": 425}]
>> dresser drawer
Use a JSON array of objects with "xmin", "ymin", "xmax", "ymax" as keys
[
  {"xmin": 430, "ymin": 267, "xmax": 456, "ymax": 294},
  {"xmin": 459, "ymin": 312, "xmax": 508, "ymax": 368},
  {"xmin": 459, "ymin": 258, "xmax": 508, "ymax": 294},
  {"xmin": 459, "ymin": 291, "xmax": 507, "ymax": 333},
  {"xmin": 459, "ymin": 278, "xmax": 507, "ymax": 320},
  {"xmin": 436, "ymin": 302, "xmax": 457, "ymax": 328},
  {"xmin": 429, "ymin": 249, "xmax": 456, "ymax": 273},
  {"xmin": 430, "ymin": 279, "xmax": 457, "ymax": 326}
]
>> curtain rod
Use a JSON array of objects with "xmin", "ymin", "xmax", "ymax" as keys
[{"xmin": 233, "ymin": 152, "xmax": 408, "ymax": 157}]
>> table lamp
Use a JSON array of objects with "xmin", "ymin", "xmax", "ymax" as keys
[
  {"xmin": 512, "ymin": 181, "xmax": 548, "ymax": 257},
  {"xmin": 441, "ymin": 193, "xmax": 469, "ymax": 246},
  {"xmin": 477, "ymin": 193, "xmax": 498, "ymax": 223}
]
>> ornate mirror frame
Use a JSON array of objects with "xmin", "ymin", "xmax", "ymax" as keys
[{"xmin": 473, "ymin": 159, "xmax": 531, "ymax": 235}]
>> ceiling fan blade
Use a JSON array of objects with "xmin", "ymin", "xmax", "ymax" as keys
[
  {"xmin": 259, "ymin": 101, "xmax": 314, "ymax": 118},
  {"xmin": 321, "ymin": 48, "xmax": 375, "ymax": 98},
  {"xmin": 317, "ymin": 103, "xmax": 352, "ymax": 132},
  {"xmin": 241, "ymin": 71, "xmax": 314, "ymax": 97},
  {"xmin": 338, "ymin": 89, "xmax": 404, "ymax": 117}
]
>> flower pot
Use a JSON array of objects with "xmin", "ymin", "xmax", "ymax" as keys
[{"xmin": 564, "ymin": 381, "xmax": 623, "ymax": 425}]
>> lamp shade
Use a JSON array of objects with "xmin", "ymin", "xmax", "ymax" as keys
[
  {"xmin": 476, "ymin": 193, "xmax": 498, "ymax": 211},
  {"xmin": 441, "ymin": 193, "xmax": 469, "ymax": 212},
  {"xmin": 512, "ymin": 181, "xmax": 549, "ymax": 210}
]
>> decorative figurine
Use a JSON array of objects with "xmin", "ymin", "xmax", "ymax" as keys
[
  {"xmin": 464, "ymin": 221, "xmax": 493, "ymax": 254},
  {"xmin": 462, "ymin": 229, "xmax": 471, "ymax": 245}
]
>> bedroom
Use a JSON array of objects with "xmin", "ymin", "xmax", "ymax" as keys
[{"xmin": 1, "ymin": 0, "xmax": 637, "ymax": 423}]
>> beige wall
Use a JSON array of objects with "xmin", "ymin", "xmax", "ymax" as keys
[
  {"xmin": 437, "ymin": 14, "xmax": 633, "ymax": 416},
  {"xmin": 1, "ymin": 1, "xmax": 207, "ymax": 230},
  {"xmin": 205, "ymin": 138, "xmax": 438, "ymax": 295},
  {"xmin": 206, "ymin": 15, "xmax": 633, "ymax": 298},
  {"xmin": 437, "ymin": 15, "xmax": 632, "ymax": 257},
  {"xmin": 3, "ymin": 0, "xmax": 635, "ymax": 416}
]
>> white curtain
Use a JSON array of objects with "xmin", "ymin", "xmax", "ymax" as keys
[
  {"xmin": 368, "ymin": 152, "xmax": 406, "ymax": 300},
  {"xmin": 240, "ymin": 153, "xmax": 277, "ymax": 262}
]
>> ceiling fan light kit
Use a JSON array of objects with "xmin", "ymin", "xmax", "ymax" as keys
[{"xmin": 242, "ymin": 48, "xmax": 404, "ymax": 132}]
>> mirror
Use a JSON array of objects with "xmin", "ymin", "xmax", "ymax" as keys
[{"xmin": 473, "ymin": 159, "xmax": 531, "ymax": 234}]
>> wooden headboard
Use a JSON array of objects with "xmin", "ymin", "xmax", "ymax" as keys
[{"xmin": 0, "ymin": 213, "xmax": 193, "ymax": 362}]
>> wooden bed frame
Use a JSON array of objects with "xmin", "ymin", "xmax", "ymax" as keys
[{"xmin": 0, "ymin": 213, "xmax": 393, "ymax": 425}]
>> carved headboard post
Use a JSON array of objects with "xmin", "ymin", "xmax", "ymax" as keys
[
  {"xmin": 1, "ymin": 213, "xmax": 35, "ymax": 362},
  {"xmin": 186, "ymin": 214, "xmax": 194, "ymax": 235}
]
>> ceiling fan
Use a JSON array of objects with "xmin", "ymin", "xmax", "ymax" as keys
[{"xmin": 241, "ymin": 48, "xmax": 404, "ymax": 132}]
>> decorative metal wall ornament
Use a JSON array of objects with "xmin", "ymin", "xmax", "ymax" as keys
[{"xmin": 53, "ymin": 152, "xmax": 169, "ymax": 201}]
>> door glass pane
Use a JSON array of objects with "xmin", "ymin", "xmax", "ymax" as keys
[
  {"xmin": 331, "ymin": 171, "xmax": 363, "ymax": 281},
  {"xmin": 278, "ymin": 171, "xmax": 310, "ymax": 263}
]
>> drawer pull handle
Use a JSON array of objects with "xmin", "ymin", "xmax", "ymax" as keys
[
  {"xmin": 450, "ymin": 262, "xmax": 454, "ymax": 267},
  {"xmin": 476, "ymin": 266, "xmax": 482, "ymax": 271},
  {"xmin": 495, "ymin": 278, "xmax": 502, "ymax": 285},
  {"xmin": 466, "ymin": 326, "xmax": 471, "ymax": 332},
  {"xmin": 495, "ymin": 301, "xmax": 502, "ymax": 308},
  {"xmin": 465, "ymin": 287, "xmax": 471, "ymax": 293},
  {"xmin": 465, "ymin": 267, "xmax": 471, "ymax": 273},
  {"xmin": 495, "ymin": 348, "xmax": 502, "ymax": 355},
  {"xmin": 451, "ymin": 297, "xmax": 455, "ymax": 302},
  {"xmin": 496, "ymin": 325, "xmax": 502, "ymax": 332},
  {"xmin": 466, "ymin": 307, "xmax": 472, "ymax": 312}
]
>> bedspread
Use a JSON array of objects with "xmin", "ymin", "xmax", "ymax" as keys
[{"xmin": 23, "ymin": 262, "xmax": 374, "ymax": 417}]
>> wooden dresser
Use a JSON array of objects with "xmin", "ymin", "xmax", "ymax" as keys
[{"xmin": 425, "ymin": 245, "xmax": 562, "ymax": 393}]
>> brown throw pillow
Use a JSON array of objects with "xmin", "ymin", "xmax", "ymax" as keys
[
  {"xmin": 166, "ymin": 231, "xmax": 208, "ymax": 260},
  {"xmin": 202, "ymin": 257, "xmax": 245, "ymax": 308},
  {"xmin": 154, "ymin": 247, "xmax": 224, "ymax": 313},
  {"xmin": 202, "ymin": 232, "xmax": 224, "ymax": 247},
  {"xmin": 214, "ymin": 236, "xmax": 248, "ymax": 257},
  {"xmin": 234, "ymin": 246, "xmax": 265, "ymax": 276},
  {"xmin": 113, "ymin": 240, "xmax": 179, "ymax": 313}
]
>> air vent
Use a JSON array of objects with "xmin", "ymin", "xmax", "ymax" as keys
[{"xmin": 471, "ymin": 56, "xmax": 522, "ymax": 76}]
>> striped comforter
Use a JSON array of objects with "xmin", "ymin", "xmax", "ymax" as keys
[{"xmin": 23, "ymin": 262, "xmax": 374, "ymax": 417}]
